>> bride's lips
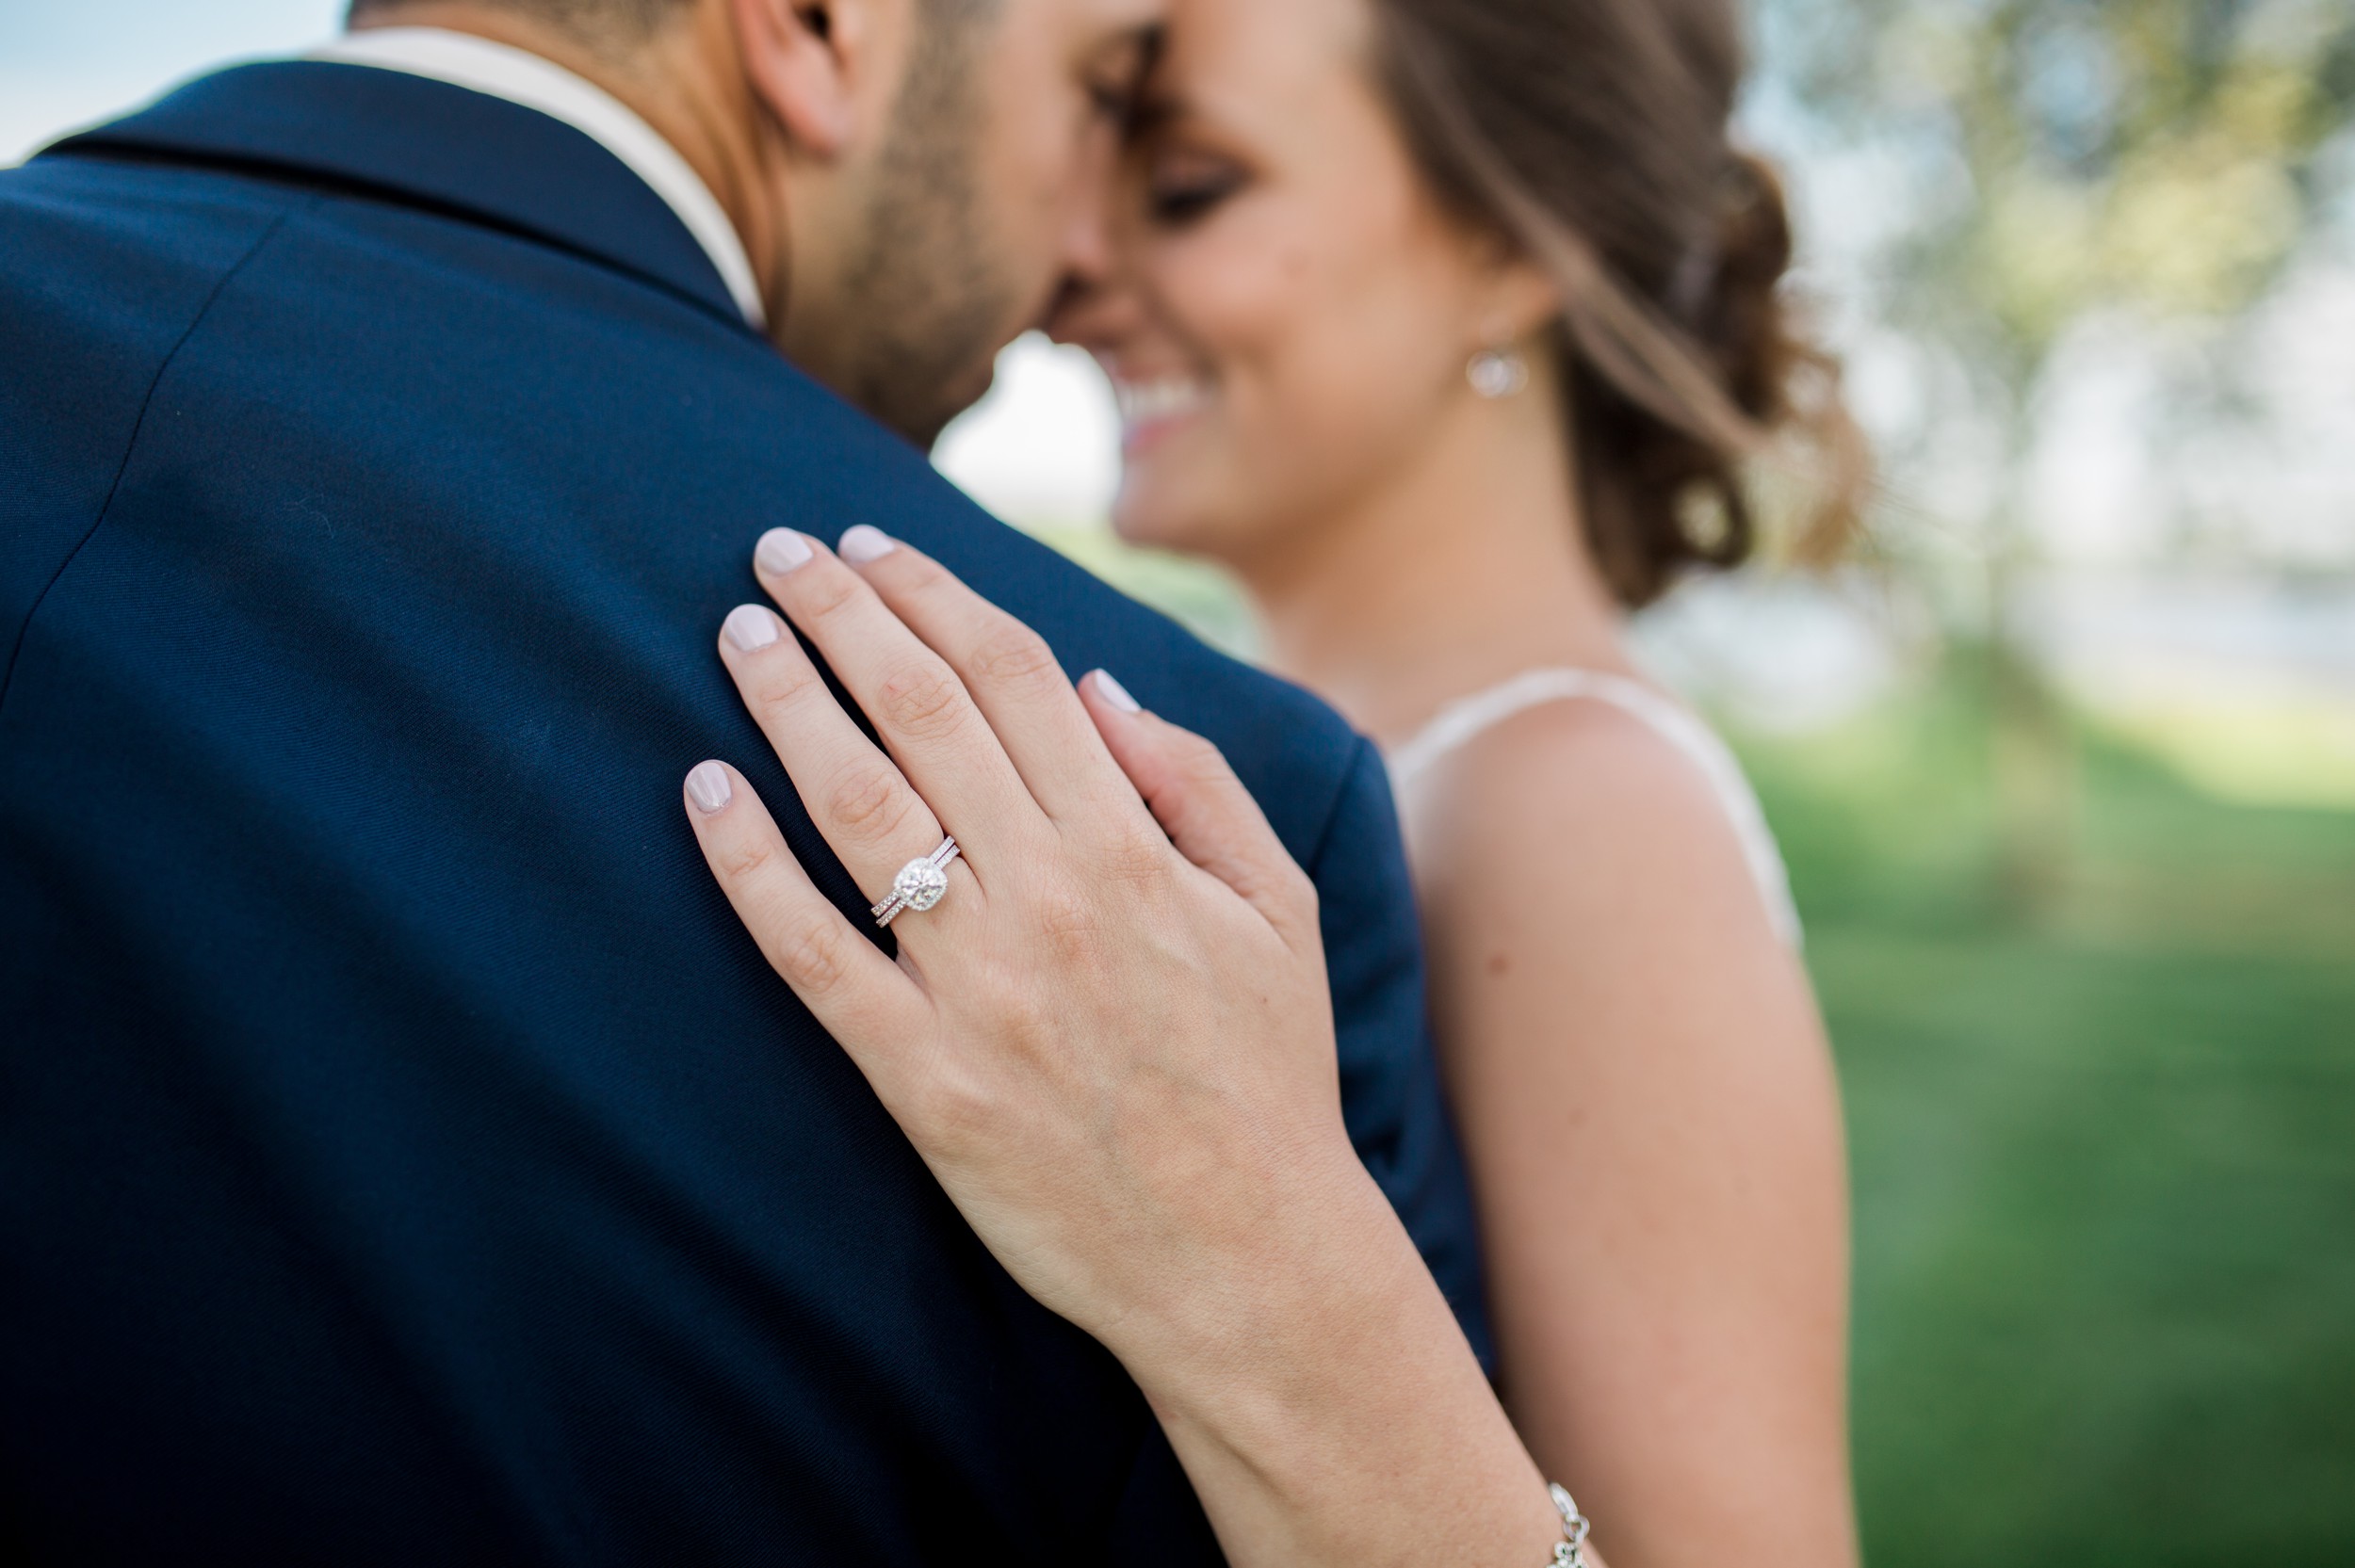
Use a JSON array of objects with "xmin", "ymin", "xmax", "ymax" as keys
[{"xmin": 1112, "ymin": 373, "xmax": 1212, "ymax": 455}]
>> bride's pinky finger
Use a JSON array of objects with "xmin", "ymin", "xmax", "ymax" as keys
[{"xmin": 682, "ymin": 760, "xmax": 929, "ymax": 1054}]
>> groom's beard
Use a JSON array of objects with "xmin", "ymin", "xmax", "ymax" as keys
[{"xmin": 831, "ymin": 20, "xmax": 1020, "ymax": 448}]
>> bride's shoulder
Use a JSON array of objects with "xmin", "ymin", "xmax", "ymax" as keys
[{"xmin": 1402, "ymin": 693, "xmax": 1771, "ymax": 946}]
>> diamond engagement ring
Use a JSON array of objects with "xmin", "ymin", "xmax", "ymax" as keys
[{"xmin": 871, "ymin": 837, "xmax": 961, "ymax": 929}]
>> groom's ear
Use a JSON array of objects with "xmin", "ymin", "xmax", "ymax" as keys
[{"xmin": 732, "ymin": 0, "xmax": 886, "ymax": 159}]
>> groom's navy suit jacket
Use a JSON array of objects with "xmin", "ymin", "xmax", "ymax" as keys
[{"xmin": 0, "ymin": 63, "xmax": 1488, "ymax": 1565}]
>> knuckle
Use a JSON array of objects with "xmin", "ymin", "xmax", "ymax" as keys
[
  {"xmin": 1097, "ymin": 824, "xmax": 1172, "ymax": 889},
  {"xmin": 770, "ymin": 907, "xmax": 853, "ymax": 996},
  {"xmin": 1032, "ymin": 878, "xmax": 1102, "ymax": 946},
  {"xmin": 1177, "ymin": 733, "xmax": 1233, "ymax": 784},
  {"xmin": 967, "ymin": 620, "xmax": 1062, "ymax": 689},
  {"xmin": 977, "ymin": 961, "xmax": 1063, "ymax": 1043},
  {"xmin": 1020, "ymin": 872, "xmax": 1139, "ymax": 973},
  {"xmin": 904, "ymin": 1065, "xmax": 997, "ymax": 1152},
  {"xmin": 717, "ymin": 835, "xmax": 776, "ymax": 881},
  {"xmin": 1283, "ymin": 864, "xmax": 1321, "ymax": 920},
  {"xmin": 748, "ymin": 659, "xmax": 825, "ymax": 717},
  {"xmin": 797, "ymin": 565, "xmax": 866, "ymax": 623},
  {"xmin": 822, "ymin": 763, "xmax": 918, "ymax": 844},
  {"xmin": 874, "ymin": 658, "xmax": 968, "ymax": 741},
  {"xmin": 897, "ymin": 552, "xmax": 951, "ymax": 591}
]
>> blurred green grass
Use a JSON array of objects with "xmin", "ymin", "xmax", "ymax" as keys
[
  {"xmin": 1738, "ymin": 661, "xmax": 2355, "ymax": 1567},
  {"xmin": 1033, "ymin": 530, "xmax": 2354, "ymax": 1559}
]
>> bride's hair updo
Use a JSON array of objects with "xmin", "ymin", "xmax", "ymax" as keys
[{"xmin": 1372, "ymin": 0, "xmax": 1867, "ymax": 607}]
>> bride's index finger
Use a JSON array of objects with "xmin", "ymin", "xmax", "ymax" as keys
[{"xmin": 680, "ymin": 760, "xmax": 933, "ymax": 1068}]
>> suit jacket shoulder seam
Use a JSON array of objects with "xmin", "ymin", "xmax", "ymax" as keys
[{"xmin": 0, "ymin": 198, "xmax": 306, "ymax": 716}]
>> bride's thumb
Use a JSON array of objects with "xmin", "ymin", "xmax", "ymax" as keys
[{"xmin": 1080, "ymin": 671, "xmax": 1317, "ymax": 932}]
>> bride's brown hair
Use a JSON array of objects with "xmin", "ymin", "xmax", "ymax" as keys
[{"xmin": 1372, "ymin": 0, "xmax": 1867, "ymax": 606}]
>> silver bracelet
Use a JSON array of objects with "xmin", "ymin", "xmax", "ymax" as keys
[{"xmin": 1548, "ymin": 1483, "xmax": 1594, "ymax": 1567}]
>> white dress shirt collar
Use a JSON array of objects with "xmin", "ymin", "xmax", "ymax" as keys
[{"xmin": 309, "ymin": 26, "xmax": 766, "ymax": 328}]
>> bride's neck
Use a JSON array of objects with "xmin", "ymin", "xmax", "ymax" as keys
[{"xmin": 1236, "ymin": 376, "xmax": 1632, "ymax": 750}]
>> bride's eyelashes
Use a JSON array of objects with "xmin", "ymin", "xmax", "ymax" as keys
[{"xmin": 1145, "ymin": 154, "xmax": 1247, "ymax": 226}]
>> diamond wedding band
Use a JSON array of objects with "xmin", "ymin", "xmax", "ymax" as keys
[{"xmin": 872, "ymin": 837, "xmax": 960, "ymax": 929}]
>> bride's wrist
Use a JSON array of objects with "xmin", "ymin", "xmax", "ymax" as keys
[
  {"xmin": 1089, "ymin": 1135, "xmax": 1394, "ymax": 1377},
  {"xmin": 1113, "ymin": 1158, "xmax": 1563, "ymax": 1565},
  {"xmin": 1108, "ymin": 1151, "xmax": 1440, "ymax": 1454}
]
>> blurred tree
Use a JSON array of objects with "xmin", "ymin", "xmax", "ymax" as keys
[{"xmin": 1756, "ymin": 0, "xmax": 2355, "ymax": 911}]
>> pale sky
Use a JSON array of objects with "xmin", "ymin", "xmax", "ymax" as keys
[{"xmin": 1, "ymin": 2, "xmax": 349, "ymax": 165}]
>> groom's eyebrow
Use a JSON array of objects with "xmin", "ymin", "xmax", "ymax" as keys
[
  {"xmin": 1085, "ymin": 22, "xmax": 1164, "ymax": 134},
  {"xmin": 1104, "ymin": 24, "xmax": 1166, "ymax": 133},
  {"xmin": 1116, "ymin": 23, "xmax": 1167, "ymax": 100}
]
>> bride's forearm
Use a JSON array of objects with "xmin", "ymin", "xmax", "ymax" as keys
[{"xmin": 1105, "ymin": 1150, "xmax": 1566, "ymax": 1568}]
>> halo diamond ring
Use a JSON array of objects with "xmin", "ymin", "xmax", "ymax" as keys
[{"xmin": 872, "ymin": 837, "xmax": 961, "ymax": 929}]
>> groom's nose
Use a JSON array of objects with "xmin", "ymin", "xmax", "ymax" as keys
[{"xmin": 1055, "ymin": 126, "xmax": 1122, "ymax": 295}]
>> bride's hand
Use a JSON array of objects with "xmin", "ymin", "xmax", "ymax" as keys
[
  {"xmin": 681, "ymin": 525, "xmax": 1356, "ymax": 1346},
  {"xmin": 682, "ymin": 525, "xmax": 1565, "ymax": 1568}
]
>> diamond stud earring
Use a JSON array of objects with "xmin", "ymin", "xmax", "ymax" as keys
[{"xmin": 1468, "ymin": 348, "xmax": 1530, "ymax": 399}]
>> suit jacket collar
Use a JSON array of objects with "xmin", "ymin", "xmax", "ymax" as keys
[{"xmin": 47, "ymin": 61, "xmax": 754, "ymax": 334}]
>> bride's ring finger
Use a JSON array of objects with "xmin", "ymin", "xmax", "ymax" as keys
[{"xmin": 717, "ymin": 603, "xmax": 978, "ymax": 933}]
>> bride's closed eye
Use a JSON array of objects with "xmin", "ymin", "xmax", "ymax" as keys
[{"xmin": 1145, "ymin": 148, "xmax": 1248, "ymax": 226}]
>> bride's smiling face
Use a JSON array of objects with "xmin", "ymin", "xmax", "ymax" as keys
[{"xmin": 1048, "ymin": 0, "xmax": 1523, "ymax": 566}]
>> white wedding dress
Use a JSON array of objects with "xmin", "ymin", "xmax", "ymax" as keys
[{"xmin": 1385, "ymin": 669, "xmax": 1804, "ymax": 948}]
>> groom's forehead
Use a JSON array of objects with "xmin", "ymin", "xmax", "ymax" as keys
[
  {"xmin": 990, "ymin": 0, "xmax": 1167, "ymax": 100},
  {"xmin": 1022, "ymin": 0, "xmax": 1168, "ymax": 48}
]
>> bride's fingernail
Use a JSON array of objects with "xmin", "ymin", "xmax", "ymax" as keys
[
  {"xmin": 1091, "ymin": 671, "xmax": 1143, "ymax": 714},
  {"xmin": 755, "ymin": 528, "xmax": 814, "ymax": 574},
  {"xmin": 723, "ymin": 605, "xmax": 780, "ymax": 653},
  {"xmin": 686, "ymin": 761, "xmax": 734, "ymax": 816},
  {"xmin": 838, "ymin": 525, "xmax": 898, "ymax": 564}
]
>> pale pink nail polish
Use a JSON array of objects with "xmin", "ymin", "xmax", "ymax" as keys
[
  {"xmin": 838, "ymin": 525, "xmax": 898, "ymax": 564},
  {"xmin": 686, "ymin": 761, "xmax": 733, "ymax": 816},
  {"xmin": 755, "ymin": 528, "xmax": 814, "ymax": 574},
  {"xmin": 1092, "ymin": 671, "xmax": 1143, "ymax": 714},
  {"xmin": 723, "ymin": 605, "xmax": 780, "ymax": 653}
]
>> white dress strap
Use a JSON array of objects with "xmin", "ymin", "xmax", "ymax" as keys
[{"xmin": 1386, "ymin": 669, "xmax": 1803, "ymax": 948}]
